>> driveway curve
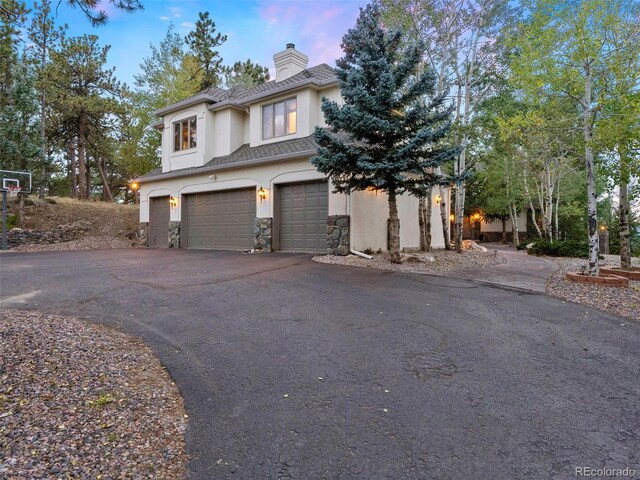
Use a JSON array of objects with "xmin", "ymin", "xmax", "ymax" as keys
[{"xmin": 1, "ymin": 249, "xmax": 638, "ymax": 479}]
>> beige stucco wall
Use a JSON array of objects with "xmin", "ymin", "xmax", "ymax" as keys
[
  {"xmin": 248, "ymin": 88, "xmax": 320, "ymax": 148},
  {"xmin": 350, "ymin": 188, "xmax": 448, "ymax": 252},
  {"xmin": 140, "ymin": 159, "xmax": 448, "ymax": 251},
  {"xmin": 481, "ymin": 211, "xmax": 528, "ymax": 232},
  {"xmin": 162, "ymin": 103, "xmax": 213, "ymax": 173},
  {"xmin": 141, "ymin": 157, "xmax": 335, "ymax": 223}
]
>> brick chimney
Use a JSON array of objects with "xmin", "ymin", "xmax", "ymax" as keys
[{"xmin": 273, "ymin": 43, "xmax": 308, "ymax": 82}]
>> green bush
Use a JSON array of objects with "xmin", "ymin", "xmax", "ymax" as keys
[
  {"xmin": 6, "ymin": 214, "xmax": 18, "ymax": 229},
  {"xmin": 527, "ymin": 240, "xmax": 590, "ymax": 258}
]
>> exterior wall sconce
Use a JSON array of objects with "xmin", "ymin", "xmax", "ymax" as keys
[
  {"xmin": 258, "ymin": 186, "xmax": 267, "ymax": 203},
  {"xmin": 450, "ymin": 214, "xmax": 455, "ymax": 222},
  {"xmin": 129, "ymin": 181, "xmax": 139, "ymax": 192},
  {"xmin": 599, "ymin": 224, "xmax": 607, "ymax": 231},
  {"xmin": 169, "ymin": 196, "xmax": 178, "ymax": 208},
  {"xmin": 435, "ymin": 194, "xmax": 441, "ymax": 204}
]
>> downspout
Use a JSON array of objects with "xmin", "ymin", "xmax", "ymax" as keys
[{"xmin": 348, "ymin": 191, "xmax": 373, "ymax": 259}]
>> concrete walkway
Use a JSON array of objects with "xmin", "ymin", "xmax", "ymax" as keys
[{"xmin": 438, "ymin": 243, "xmax": 558, "ymax": 293}]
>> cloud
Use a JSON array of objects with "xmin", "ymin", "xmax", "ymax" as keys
[
  {"xmin": 159, "ymin": 16, "xmax": 170, "ymax": 21},
  {"xmin": 180, "ymin": 22, "xmax": 194, "ymax": 28},
  {"xmin": 254, "ymin": 1, "xmax": 363, "ymax": 67},
  {"xmin": 169, "ymin": 7, "xmax": 183, "ymax": 18}
]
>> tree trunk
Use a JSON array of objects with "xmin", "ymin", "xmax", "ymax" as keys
[
  {"xmin": 77, "ymin": 114, "xmax": 88, "ymax": 200},
  {"xmin": 97, "ymin": 157, "xmax": 113, "ymax": 202},
  {"xmin": 554, "ymin": 176, "xmax": 560, "ymax": 240},
  {"xmin": 438, "ymin": 178, "xmax": 450, "ymax": 250},
  {"xmin": 18, "ymin": 193, "xmax": 25, "ymax": 228},
  {"xmin": 418, "ymin": 196, "xmax": 426, "ymax": 251},
  {"xmin": 510, "ymin": 204, "xmax": 520, "ymax": 247},
  {"xmin": 425, "ymin": 186, "xmax": 433, "ymax": 252},
  {"xmin": 68, "ymin": 138, "xmax": 77, "ymax": 197},
  {"xmin": 388, "ymin": 190, "xmax": 401, "ymax": 264},
  {"xmin": 39, "ymin": 88, "xmax": 46, "ymax": 199},
  {"xmin": 523, "ymin": 165, "xmax": 543, "ymax": 239},
  {"xmin": 619, "ymin": 154, "xmax": 631, "ymax": 270},
  {"xmin": 454, "ymin": 148, "xmax": 466, "ymax": 253},
  {"xmin": 543, "ymin": 157, "xmax": 553, "ymax": 242},
  {"xmin": 583, "ymin": 61, "xmax": 599, "ymax": 276},
  {"xmin": 501, "ymin": 218, "xmax": 506, "ymax": 244}
]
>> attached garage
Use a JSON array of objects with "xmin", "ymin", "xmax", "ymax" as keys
[
  {"xmin": 148, "ymin": 196, "xmax": 170, "ymax": 247},
  {"xmin": 278, "ymin": 181, "xmax": 328, "ymax": 252},
  {"xmin": 182, "ymin": 188, "xmax": 256, "ymax": 250}
]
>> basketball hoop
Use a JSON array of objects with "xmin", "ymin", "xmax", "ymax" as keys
[{"xmin": 7, "ymin": 185, "xmax": 21, "ymax": 197}]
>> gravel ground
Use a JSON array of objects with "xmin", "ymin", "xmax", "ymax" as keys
[
  {"xmin": 0, "ymin": 310, "xmax": 188, "ymax": 479},
  {"xmin": 546, "ymin": 255, "xmax": 640, "ymax": 322},
  {"xmin": 314, "ymin": 249, "xmax": 506, "ymax": 274},
  {"xmin": 9, "ymin": 236, "xmax": 136, "ymax": 253}
]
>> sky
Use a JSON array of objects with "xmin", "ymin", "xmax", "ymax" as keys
[{"xmin": 28, "ymin": 0, "xmax": 368, "ymax": 87}]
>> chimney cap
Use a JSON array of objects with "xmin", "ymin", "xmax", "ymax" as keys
[{"xmin": 286, "ymin": 43, "xmax": 295, "ymax": 49}]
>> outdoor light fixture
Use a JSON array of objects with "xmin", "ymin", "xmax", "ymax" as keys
[
  {"xmin": 129, "ymin": 181, "xmax": 139, "ymax": 191},
  {"xmin": 600, "ymin": 224, "xmax": 607, "ymax": 231},
  {"xmin": 169, "ymin": 196, "xmax": 178, "ymax": 208},
  {"xmin": 258, "ymin": 186, "xmax": 267, "ymax": 203},
  {"xmin": 435, "ymin": 194, "xmax": 441, "ymax": 204},
  {"xmin": 450, "ymin": 214, "xmax": 455, "ymax": 222}
]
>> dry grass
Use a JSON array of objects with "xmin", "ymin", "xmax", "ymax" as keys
[{"xmin": 7, "ymin": 196, "xmax": 139, "ymax": 237}]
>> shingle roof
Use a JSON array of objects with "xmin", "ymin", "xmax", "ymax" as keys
[
  {"xmin": 155, "ymin": 64, "xmax": 337, "ymax": 116},
  {"xmin": 137, "ymin": 129, "xmax": 350, "ymax": 183}
]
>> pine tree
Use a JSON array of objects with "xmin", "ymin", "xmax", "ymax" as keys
[
  {"xmin": 185, "ymin": 11, "xmax": 227, "ymax": 90},
  {"xmin": 48, "ymin": 34, "xmax": 124, "ymax": 199},
  {"xmin": 312, "ymin": 5, "xmax": 460, "ymax": 263},
  {"xmin": 222, "ymin": 59, "xmax": 270, "ymax": 89},
  {"xmin": 27, "ymin": 0, "xmax": 65, "ymax": 197},
  {"xmin": 0, "ymin": 54, "xmax": 41, "ymax": 174}
]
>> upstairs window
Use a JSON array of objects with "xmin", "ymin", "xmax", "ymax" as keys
[
  {"xmin": 262, "ymin": 98, "xmax": 296, "ymax": 140},
  {"xmin": 173, "ymin": 116, "xmax": 197, "ymax": 152}
]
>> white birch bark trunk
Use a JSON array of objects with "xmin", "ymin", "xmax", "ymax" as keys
[
  {"xmin": 583, "ymin": 60, "xmax": 599, "ymax": 276},
  {"xmin": 619, "ymin": 153, "xmax": 631, "ymax": 270}
]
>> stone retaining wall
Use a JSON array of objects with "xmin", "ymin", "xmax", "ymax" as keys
[
  {"xmin": 327, "ymin": 215, "xmax": 350, "ymax": 255},
  {"xmin": 6, "ymin": 222, "xmax": 91, "ymax": 249}
]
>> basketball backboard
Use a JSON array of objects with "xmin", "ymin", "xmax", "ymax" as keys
[{"xmin": 0, "ymin": 170, "xmax": 32, "ymax": 194}]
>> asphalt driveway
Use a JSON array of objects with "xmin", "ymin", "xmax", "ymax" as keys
[{"xmin": 1, "ymin": 249, "xmax": 638, "ymax": 479}]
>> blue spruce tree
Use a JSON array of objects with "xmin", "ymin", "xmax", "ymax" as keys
[{"xmin": 312, "ymin": 4, "xmax": 460, "ymax": 263}]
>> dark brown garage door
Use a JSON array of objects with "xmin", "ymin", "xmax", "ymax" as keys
[
  {"xmin": 148, "ymin": 196, "xmax": 170, "ymax": 247},
  {"xmin": 183, "ymin": 188, "xmax": 256, "ymax": 250},
  {"xmin": 278, "ymin": 181, "xmax": 328, "ymax": 252}
]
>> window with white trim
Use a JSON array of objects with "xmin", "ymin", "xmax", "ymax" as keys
[
  {"xmin": 173, "ymin": 116, "xmax": 197, "ymax": 152},
  {"xmin": 262, "ymin": 98, "xmax": 296, "ymax": 140}
]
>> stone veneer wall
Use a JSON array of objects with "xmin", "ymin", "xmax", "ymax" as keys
[
  {"xmin": 327, "ymin": 215, "xmax": 350, "ymax": 255},
  {"xmin": 168, "ymin": 221, "xmax": 180, "ymax": 248},
  {"xmin": 138, "ymin": 222, "xmax": 148, "ymax": 247},
  {"xmin": 254, "ymin": 217, "xmax": 273, "ymax": 252}
]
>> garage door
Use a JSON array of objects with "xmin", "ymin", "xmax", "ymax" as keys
[
  {"xmin": 148, "ymin": 196, "xmax": 169, "ymax": 247},
  {"xmin": 278, "ymin": 181, "xmax": 328, "ymax": 252},
  {"xmin": 183, "ymin": 188, "xmax": 256, "ymax": 250}
]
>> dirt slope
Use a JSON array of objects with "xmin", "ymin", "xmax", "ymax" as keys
[{"xmin": 4, "ymin": 196, "xmax": 140, "ymax": 251}]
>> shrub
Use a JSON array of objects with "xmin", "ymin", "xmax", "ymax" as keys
[
  {"xmin": 6, "ymin": 214, "xmax": 18, "ymax": 229},
  {"xmin": 527, "ymin": 240, "xmax": 590, "ymax": 258}
]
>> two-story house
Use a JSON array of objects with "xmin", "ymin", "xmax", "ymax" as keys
[{"xmin": 135, "ymin": 44, "xmax": 449, "ymax": 254}]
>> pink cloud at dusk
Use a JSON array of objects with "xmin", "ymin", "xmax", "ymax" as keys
[{"xmin": 256, "ymin": 0, "xmax": 365, "ymax": 68}]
